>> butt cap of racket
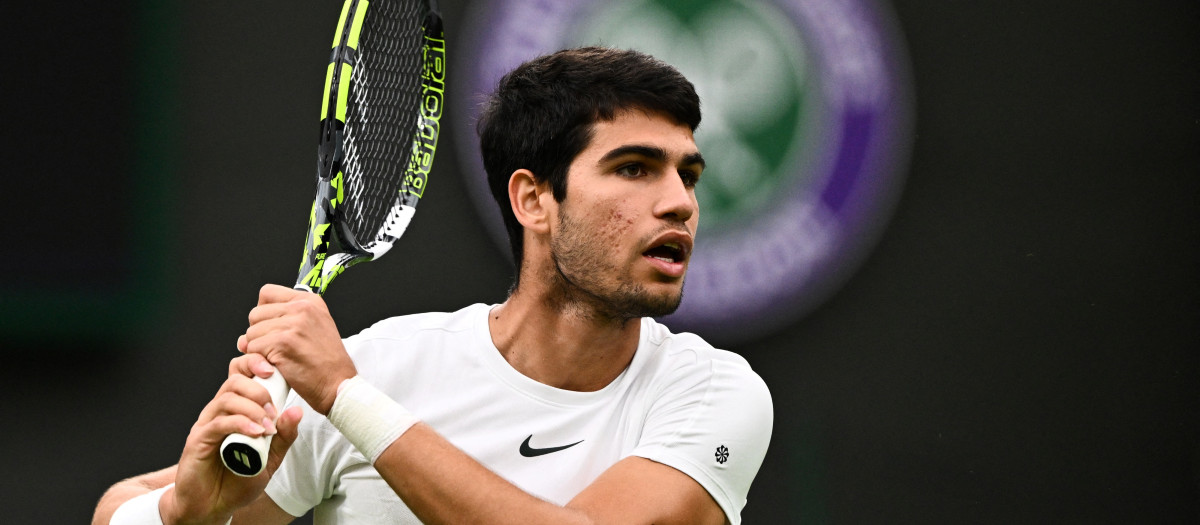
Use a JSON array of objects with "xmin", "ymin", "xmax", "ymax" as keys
[{"xmin": 219, "ymin": 371, "xmax": 290, "ymax": 477}]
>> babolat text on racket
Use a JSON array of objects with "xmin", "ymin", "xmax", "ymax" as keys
[{"xmin": 220, "ymin": 0, "xmax": 445, "ymax": 477}]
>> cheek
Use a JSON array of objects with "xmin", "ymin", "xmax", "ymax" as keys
[{"xmin": 598, "ymin": 203, "xmax": 635, "ymax": 247}]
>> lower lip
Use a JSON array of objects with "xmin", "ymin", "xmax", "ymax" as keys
[{"xmin": 643, "ymin": 255, "xmax": 687, "ymax": 278}]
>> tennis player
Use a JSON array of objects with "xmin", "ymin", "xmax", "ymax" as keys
[{"xmin": 95, "ymin": 47, "xmax": 772, "ymax": 525}]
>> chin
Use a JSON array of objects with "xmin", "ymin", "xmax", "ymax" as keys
[{"xmin": 618, "ymin": 286, "xmax": 684, "ymax": 319}]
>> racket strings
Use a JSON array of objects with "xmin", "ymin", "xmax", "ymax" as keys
[{"xmin": 340, "ymin": 0, "xmax": 429, "ymax": 254}]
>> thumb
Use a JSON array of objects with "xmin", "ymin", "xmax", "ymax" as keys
[{"xmin": 266, "ymin": 406, "xmax": 303, "ymax": 476}]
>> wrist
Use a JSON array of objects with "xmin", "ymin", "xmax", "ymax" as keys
[
  {"xmin": 315, "ymin": 370, "xmax": 358, "ymax": 415},
  {"xmin": 327, "ymin": 376, "xmax": 419, "ymax": 463},
  {"xmin": 160, "ymin": 486, "xmax": 232, "ymax": 525},
  {"xmin": 110, "ymin": 484, "xmax": 171, "ymax": 525},
  {"xmin": 336, "ymin": 375, "xmax": 356, "ymax": 397}
]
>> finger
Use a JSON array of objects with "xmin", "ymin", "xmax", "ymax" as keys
[
  {"xmin": 247, "ymin": 301, "xmax": 292, "ymax": 326},
  {"xmin": 197, "ymin": 387, "xmax": 272, "ymax": 428},
  {"xmin": 242, "ymin": 322, "xmax": 289, "ymax": 361},
  {"xmin": 245, "ymin": 305, "xmax": 301, "ymax": 346},
  {"xmin": 266, "ymin": 406, "xmax": 304, "ymax": 475},
  {"xmin": 219, "ymin": 373, "xmax": 276, "ymax": 405},
  {"xmin": 240, "ymin": 301, "xmax": 291, "ymax": 355},
  {"xmin": 243, "ymin": 307, "xmax": 294, "ymax": 350},
  {"xmin": 258, "ymin": 283, "xmax": 307, "ymax": 306},
  {"xmin": 197, "ymin": 413, "xmax": 268, "ymax": 443},
  {"xmin": 196, "ymin": 375, "xmax": 274, "ymax": 425},
  {"xmin": 228, "ymin": 354, "xmax": 276, "ymax": 380}
]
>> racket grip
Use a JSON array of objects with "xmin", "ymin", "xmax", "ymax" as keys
[{"xmin": 219, "ymin": 372, "xmax": 290, "ymax": 477}]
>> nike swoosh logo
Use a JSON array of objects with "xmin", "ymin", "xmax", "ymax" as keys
[{"xmin": 519, "ymin": 434, "xmax": 584, "ymax": 457}]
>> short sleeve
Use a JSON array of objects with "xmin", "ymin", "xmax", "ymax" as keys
[
  {"xmin": 631, "ymin": 354, "xmax": 773, "ymax": 525},
  {"xmin": 264, "ymin": 392, "xmax": 357, "ymax": 517}
]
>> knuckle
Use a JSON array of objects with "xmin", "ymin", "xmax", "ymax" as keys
[
  {"xmin": 294, "ymin": 299, "xmax": 317, "ymax": 315},
  {"xmin": 214, "ymin": 391, "xmax": 235, "ymax": 408},
  {"xmin": 299, "ymin": 294, "xmax": 326, "ymax": 313}
]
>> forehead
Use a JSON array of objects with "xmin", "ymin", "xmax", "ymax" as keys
[{"xmin": 580, "ymin": 111, "xmax": 698, "ymax": 162}]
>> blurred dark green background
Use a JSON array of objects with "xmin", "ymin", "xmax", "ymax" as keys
[{"xmin": 1, "ymin": 1, "xmax": 1196, "ymax": 523}]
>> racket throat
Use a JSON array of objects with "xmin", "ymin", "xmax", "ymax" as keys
[
  {"xmin": 317, "ymin": 119, "xmax": 346, "ymax": 182},
  {"xmin": 297, "ymin": 180, "xmax": 360, "ymax": 294}
]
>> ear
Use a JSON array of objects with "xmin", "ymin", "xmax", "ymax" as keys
[{"xmin": 508, "ymin": 168, "xmax": 554, "ymax": 234}]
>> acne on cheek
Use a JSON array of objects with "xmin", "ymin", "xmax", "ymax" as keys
[{"xmin": 600, "ymin": 206, "xmax": 634, "ymax": 248}]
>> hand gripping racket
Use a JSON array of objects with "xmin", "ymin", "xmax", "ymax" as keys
[{"xmin": 220, "ymin": 0, "xmax": 445, "ymax": 477}]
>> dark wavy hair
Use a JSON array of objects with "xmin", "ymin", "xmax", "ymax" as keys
[{"xmin": 476, "ymin": 47, "xmax": 701, "ymax": 283}]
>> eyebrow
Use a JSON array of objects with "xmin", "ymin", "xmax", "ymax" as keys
[
  {"xmin": 597, "ymin": 144, "xmax": 706, "ymax": 170},
  {"xmin": 682, "ymin": 152, "xmax": 706, "ymax": 171}
]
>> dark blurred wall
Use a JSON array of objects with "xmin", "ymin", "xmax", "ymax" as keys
[{"xmin": 1, "ymin": 1, "xmax": 1195, "ymax": 523}]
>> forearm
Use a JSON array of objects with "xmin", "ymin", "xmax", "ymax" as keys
[
  {"xmin": 323, "ymin": 376, "xmax": 591, "ymax": 523},
  {"xmin": 92, "ymin": 466, "xmax": 177, "ymax": 525},
  {"xmin": 373, "ymin": 423, "xmax": 593, "ymax": 525},
  {"xmin": 328, "ymin": 382, "xmax": 723, "ymax": 525},
  {"xmin": 93, "ymin": 356, "xmax": 304, "ymax": 525}
]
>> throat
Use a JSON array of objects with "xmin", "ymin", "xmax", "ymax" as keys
[{"xmin": 488, "ymin": 299, "xmax": 641, "ymax": 392}]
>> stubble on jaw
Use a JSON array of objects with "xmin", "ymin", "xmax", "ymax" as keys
[{"xmin": 546, "ymin": 204, "xmax": 685, "ymax": 324}]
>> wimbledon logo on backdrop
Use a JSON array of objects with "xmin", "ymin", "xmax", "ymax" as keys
[{"xmin": 454, "ymin": 0, "xmax": 913, "ymax": 344}]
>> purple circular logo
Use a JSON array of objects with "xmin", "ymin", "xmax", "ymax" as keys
[{"xmin": 454, "ymin": 0, "xmax": 913, "ymax": 344}]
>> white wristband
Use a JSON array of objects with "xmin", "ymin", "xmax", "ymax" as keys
[
  {"xmin": 109, "ymin": 484, "xmax": 170, "ymax": 525},
  {"xmin": 327, "ymin": 376, "xmax": 419, "ymax": 463},
  {"xmin": 109, "ymin": 483, "xmax": 233, "ymax": 525}
]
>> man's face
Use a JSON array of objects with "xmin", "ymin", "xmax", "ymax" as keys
[{"xmin": 548, "ymin": 110, "xmax": 704, "ymax": 320}]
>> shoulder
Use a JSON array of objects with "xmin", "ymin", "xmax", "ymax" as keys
[
  {"xmin": 630, "ymin": 320, "xmax": 773, "ymax": 523},
  {"xmin": 349, "ymin": 303, "xmax": 487, "ymax": 343},
  {"xmin": 341, "ymin": 303, "xmax": 490, "ymax": 375},
  {"xmin": 633, "ymin": 319, "xmax": 774, "ymax": 442},
  {"xmin": 638, "ymin": 319, "xmax": 772, "ymax": 407}
]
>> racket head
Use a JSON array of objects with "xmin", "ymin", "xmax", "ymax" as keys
[
  {"xmin": 298, "ymin": 0, "xmax": 445, "ymax": 295},
  {"xmin": 222, "ymin": 0, "xmax": 446, "ymax": 479}
]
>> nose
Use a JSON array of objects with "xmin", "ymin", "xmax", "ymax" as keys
[{"xmin": 653, "ymin": 170, "xmax": 697, "ymax": 223}]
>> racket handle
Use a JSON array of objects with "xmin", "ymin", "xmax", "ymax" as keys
[{"xmin": 219, "ymin": 372, "xmax": 290, "ymax": 477}]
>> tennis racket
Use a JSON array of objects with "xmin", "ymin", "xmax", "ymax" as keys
[{"xmin": 220, "ymin": 0, "xmax": 445, "ymax": 477}]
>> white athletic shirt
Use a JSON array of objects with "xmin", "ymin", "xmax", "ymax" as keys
[{"xmin": 265, "ymin": 303, "xmax": 773, "ymax": 524}]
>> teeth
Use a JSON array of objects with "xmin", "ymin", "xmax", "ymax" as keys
[{"xmin": 646, "ymin": 240, "xmax": 686, "ymax": 264}]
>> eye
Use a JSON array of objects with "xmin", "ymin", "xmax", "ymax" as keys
[
  {"xmin": 679, "ymin": 169, "xmax": 700, "ymax": 188},
  {"xmin": 615, "ymin": 163, "xmax": 646, "ymax": 178}
]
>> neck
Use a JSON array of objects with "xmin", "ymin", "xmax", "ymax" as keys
[{"xmin": 488, "ymin": 282, "xmax": 641, "ymax": 392}]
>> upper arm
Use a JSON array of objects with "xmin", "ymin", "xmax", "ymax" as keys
[
  {"xmin": 567, "ymin": 456, "xmax": 726, "ymax": 525},
  {"xmin": 232, "ymin": 494, "xmax": 296, "ymax": 525}
]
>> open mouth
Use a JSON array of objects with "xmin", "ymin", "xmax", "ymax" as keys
[{"xmin": 643, "ymin": 241, "xmax": 686, "ymax": 264}]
